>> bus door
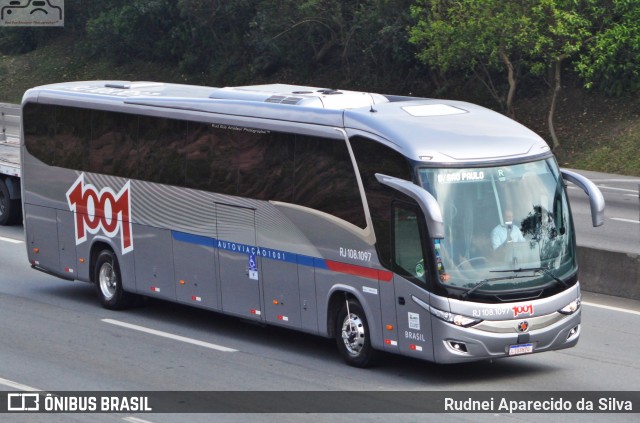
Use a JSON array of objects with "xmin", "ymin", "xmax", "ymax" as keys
[
  {"xmin": 216, "ymin": 203, "xmax": 262, "ymax": 321},
  {"xmin": 391, "ymin": 202, "xmax": 434, "ymax": 361}
]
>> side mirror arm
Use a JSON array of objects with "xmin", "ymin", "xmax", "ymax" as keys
[{"xmin": 560, "ymin": 169, "xmax": 605, "ymax": 227}]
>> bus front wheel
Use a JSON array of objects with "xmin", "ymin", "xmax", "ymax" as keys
[
  {"xmin": 94, "ymin": 250, "xmax": 132, "ymax": 310},
  {"xmin": 335, "ymin": 298, "xmax": 377, "ymax": 367}
]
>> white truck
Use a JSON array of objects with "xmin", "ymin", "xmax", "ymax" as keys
[{"xmin": 0, "ymin": 103, "xmax": 22, "ymax": 225}]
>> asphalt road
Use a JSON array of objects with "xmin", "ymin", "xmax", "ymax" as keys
[
  {"xmin": 565, "ymin": 169, "xmax": 640, "ymax": 253},
  {"xmin": 0, "ymin": 223, "xmax": 639, "ymax": 422}
]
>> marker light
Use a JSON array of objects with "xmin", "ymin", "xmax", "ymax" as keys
[
  {"xmin": 386, "ymin": 324, "xmax": 394, "ymax": 331},
  {"xmin": 33, "ymin": 248, "xmax": 40, "ymax": 254}
]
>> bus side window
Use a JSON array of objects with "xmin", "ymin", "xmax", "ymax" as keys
[
  {"xmin": 89, "ymin": 110, "xmax": 139, "ymax": 179},
  {"xmin": 393, "ymin": 204, "xmax": 427, "ymax": 284},
  {"xmin": 23, "ymin": 103, "xmax": 57, "ymax": 166},
  {"xmin": 137, "ymin": 116, "xmax": 187, "ymax": 186},
  {"xmin": 184, "ymin": 121, "xmax": 217, "ymax": 192},
  {"xmin": 55, "ymin": 106, "xmax": 91, "ymax": 171},
  {"xmin": 293, "ymin": 135, "xmax": 366, "ymax": 229},
  {"xmin": 237, "ymin": 131, "xmax": 295, "ymax": 203}
]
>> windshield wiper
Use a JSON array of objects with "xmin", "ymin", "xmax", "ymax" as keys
[
  {"xmin": 460, "ymin": 274, "xmax": 532, "ymax": 300},
  {"xmin": 491, "ymin": 267, "xmax": 568, "ymax": 289}
]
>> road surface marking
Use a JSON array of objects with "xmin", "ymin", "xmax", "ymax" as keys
[
  {"xmin": 567, "ymin": 184, "xmax": 639, "ymax": 195},
  {"xmin": 102, "ymin": 319, "xmax": 238, "ymax": 352},
  {"xmin": 0, "ymin": 236, "xmax": 22, "ymax": 244},
  {"xmin": 589, "ymin": 178, "xmax": 640, "ymax": 184},
  {"xmin": 583, "ymin": 302, "xmax": 640, "ymax": 316},
  {"xmin": 610, "ymin": 217, "xmax": 639, "ymax": 224},
  {"xmin": 596, "ymin": 185, "xmax": 638, "ymax": 194},
  {"xmin": 0, "ymin": 376, "xmax": 40, "ymax": 391}
]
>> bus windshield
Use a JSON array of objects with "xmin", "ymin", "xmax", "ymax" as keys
[{"xmin": 417, "ymin": 158, "xmax": 576, "ymax": 295}]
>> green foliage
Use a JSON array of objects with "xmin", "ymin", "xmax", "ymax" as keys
[
  {"xmin": 0, "ymin": 28, "xmax": 39, "ymax": 54},
  {"xmin": 528, "ymin": 0, "xmax": 592, "ymax": 68},
  {"xmin": 409, "ymin": 0, "xmax": 527, "ymax": 72},
  {"xmin": 174, "ymin": 0, "xmax": 258, "ymax": 80},
  {"xmin": 2, "ymin": 0, "xmax": 638, "ymax": 98},
  {"xmin": 85, "ymin": 1, "xmax": 182, "ymax": 63},
  {"xmin": 572, "ymin": 122, "xmax": 640, "ymax": 175},
  {"xmin": 76, "ymin": 0, "xmax": 416, "ymax": 86},
  {"xmin": 409, "ymin": 0, "xmax": 640, "ymax": 99},
  {"xmin": 247, "ymin": 0, "xmax": 418, "ymax": 84},
  {"xmin": 576, "ymin": 0, "xmax": 640, "ymax": 94},
  {"xmin": 408, "ymin": 0, "xmax": 594, "ymax": 111}
]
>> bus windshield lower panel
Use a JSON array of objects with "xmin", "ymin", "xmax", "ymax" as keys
[{"xmin": 418, "ymin": 158, "xmax": 576, "ymax": 300}]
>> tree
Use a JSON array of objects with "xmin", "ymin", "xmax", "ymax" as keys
[
  {"xmin": 248, "ymin": 0, "xmax": 417, "ymax": 86},
  {"xmin": 576, "ymin": 0, "xmax": 640, "ymax": 95},
  {"xmin": 175, "ymin": 1, "xmax": 257, "ymax": 80},
  {"xmin": 409, "ymin": 0, "xmax": 592, "ymax": 148},
  {"xmin": 527, "ymin": 0, "xmax": 591, "ymax": 149},
  {"xmin": 85, "ymin": 1, "xmax": 182, "ymax": 63},
  {"xmin": 249, "ymin": 0, "xmax": 348, "ymax": 74},
  {"xmin": 409, "ymin": 0, "xmax": 535, "ymax": 116}
]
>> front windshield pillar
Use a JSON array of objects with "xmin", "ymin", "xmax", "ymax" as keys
[{"xmin": 375, "ymin": 173, "xmax": 444, "ymax": 238}]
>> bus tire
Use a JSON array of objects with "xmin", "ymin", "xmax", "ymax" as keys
[
  {"xmin": 0, "ymin": 179, "xmax": 20, "ymax": 226},
  {"xmin": 335, "ymin": 298, "xmax": 377, "ymax": 368},
  {"xmin": 94, "ymin": 250, "xmax": 133, "ymax": 310}
]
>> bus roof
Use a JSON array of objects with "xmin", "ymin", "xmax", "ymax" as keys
[{"xmin": 23, "ymin": 80, "xmax": 551, "ymax": 164}]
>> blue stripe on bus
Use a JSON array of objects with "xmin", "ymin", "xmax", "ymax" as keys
[
  {"xmin": 171, "ymin": 230, "xmax": 381, "ymax": 280},
  {"xmin": 172, "ymin": 230, "xmax": 308, "ymax": 267},
  {"xmin": 313, "ymin": 257, "xmax": 330, "ymax": 270},
  {"xmin": 296, "ymin": 254, "xmax": 316, "ymax": 268},
  {"xmin": 171, "ymin": 231, "xmax": 216, "ymax": 248}
]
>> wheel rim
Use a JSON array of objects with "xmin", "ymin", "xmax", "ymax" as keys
[
  {"xmin": 98, "ymin": 262, "xmax": 117, "ymax": 300},
  {"xmin": 341, "ymin": 312, "xmax": 366, "ymax": 356}
]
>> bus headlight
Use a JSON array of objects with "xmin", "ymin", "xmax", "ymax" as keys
[
  {"xmin": 559, "ymin": 298, "xmax": 581, "ymax": 315},
  {"xmin": 430, "ymin": 307, "xmax": 481, "ymax": 327}
]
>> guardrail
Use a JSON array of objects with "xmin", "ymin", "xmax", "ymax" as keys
[
  {"xmin": 578, "ymin": 247, "xmax": 640, "ymax": 301},
  {"xmin": 0, "ymin": 103, "xmax": 21, "ymax": 144}
]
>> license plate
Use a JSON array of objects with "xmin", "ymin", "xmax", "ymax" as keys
[{"xmin": 509, "ymin": 343, "xmax": 533, "ymax": 356}]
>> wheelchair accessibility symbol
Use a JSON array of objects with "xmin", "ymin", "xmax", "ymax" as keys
[{"xmin": 248, "ymin": 253, "xmax": 259, "ymax": 281}]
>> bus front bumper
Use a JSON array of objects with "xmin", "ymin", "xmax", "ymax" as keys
[{"xmin": 431, "ymin": 309, "xmax": 581, "ymax": 364}]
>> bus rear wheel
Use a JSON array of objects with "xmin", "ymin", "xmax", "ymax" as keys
[
  {"xmin": 94, "ymin": 250, "xmax": 133, "ymax": 310},
  {"xmin": 335, "ymin": 298, "xmax": 377, "ymax": 368}
]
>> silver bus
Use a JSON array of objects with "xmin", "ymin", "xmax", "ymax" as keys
[{"xmin": 21, "ymin": 81, "xmax": 604, "ymax": 366}]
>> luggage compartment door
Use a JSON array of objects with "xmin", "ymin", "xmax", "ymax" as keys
[{"xmin": 217, "ymin": 203, "xmax": 262, "ymax": 320}]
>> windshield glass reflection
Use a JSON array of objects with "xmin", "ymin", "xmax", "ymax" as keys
[{"xmin": 418, "ymin": 158, "xmax": 576, "ymax": 293}]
